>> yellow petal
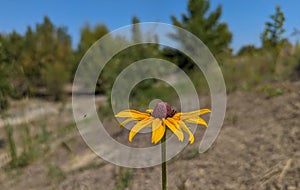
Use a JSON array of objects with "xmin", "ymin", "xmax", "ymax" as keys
[
  {"xmin": 119, "ymin": 118, "xmax": 136, "ymax": 128},
  {"xmin": 172, "ymin": 113, "xmax": 181, "ymax": 120},
  {"xmin": 115, "ymin": 110, "xmax": 150, "ymax": 120},
  {"xmin": 185, "ymin": 117, "xmax": 208, "ymax": 127},
  {"xmin": 146, "ymin": 109, "xmax": 153, "ymax": 113},
  {"xmin": 199, "ymin": 109, "xmax": 211, "ymax": 115},
  {"xmin": 176, "ymin": 109, "xmax": 211, "ymax": 119},
  {"xmin": 166, "ymin": 117, "xmax": 180, "ymax": 128},
  {"xmin": 185, "ymin": 109, "xmax": 211, "ymax": 115},
  {"xmin": 164, "ymin": 118, "xmax": 184, "ymax": 142},
  {"xmin": 129, "ymin": 117, "xmax": 154, "ymax": 142},
  {"xmin": 178, "ymin": 120, "xmax": 195, "ymax": 144},
  {"xmin": 152, "ymin": 119, "xmax": 165, "ymax": 144}
]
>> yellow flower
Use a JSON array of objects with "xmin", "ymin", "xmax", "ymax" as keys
[{"xmin": 115, "ymin": 102, "xmax": 210, "ymax": 144}]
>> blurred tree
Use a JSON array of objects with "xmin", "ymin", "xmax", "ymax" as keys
[
  {"xmin": 1, "ymin": 31, "xmax": 24, "ymax": 65},
  {"xmin": 21, "ymin": 16, "xmax": 73, "ymax": 99},
  {"xmin": 76, "ymin": 24, "xmax": 109, "ymax": 61},
  {"xmin": 74, "ymin": 23, "xmax": 109, "ymax": 93},
  {"xmin": 261, "ymin": 5, "xmax": 285, "ymax": 50},
  {"xmin": 166, "ymin": 0, "xmax": 232, "ymax": 69},
  {"xmin": 99, "ymin": 17, "xmax": 153, "ymax": 95},
  {"xmin": 237, "ymin": 45, "xmax": 260, "ymax": 56},
  {"xmin": 132, "ymin": 16, "xmax": 143, "ymax": 43},
  {"xmin": 42, "ymin": 63, "xmax": 69, "ymax": 100},
  {"xmin": 261, "ymin": 5, "xmax": 286, "ymax": 73},
  {"xmin": 96, "ymin": 16, "xmax": 166, "ymax": 110},
  {"xmin": 0, "ymin": 65, "xmax": 11, "ymax": 111},
  {"xmin": 0, "ymin": 32, "xmax": 24, "ymax": 109}
]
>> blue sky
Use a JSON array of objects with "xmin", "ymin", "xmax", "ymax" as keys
[{"xmin": 1, "ymin": 0, "xmax": 299, "ymax": 52}]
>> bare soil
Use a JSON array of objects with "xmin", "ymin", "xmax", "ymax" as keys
[{"xmin": 0, "ymin": 80, "xmax": 299, "ymax": 190}]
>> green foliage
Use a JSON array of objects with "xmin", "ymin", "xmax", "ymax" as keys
[
  {"xmin": 75, "ymin": 23, "xmax": 109, "ymax": 73},
  {"xmin": 74, "ymin": 23, "xmax": 110, "ymax": 94},
  {"xmin": 0, "ymin": 3, "xmax": 297, "ymax": 110},
  {"xmin": 77, "ymin": 24, "xmax": 109, "ymax": 55},
  {"xmin": 224, "ymin": 5, "xmax": 293, "ymax": 90},
  {"xmin": 114, "ymin": 168, "xmax": 133, "ymax": 190},
  {"xmin": 129, "ymin": 80, "xmax": 180, "ymax": 110},
  {"xmin": 97, "ymin": 18, "xmax": 161, "ymax": 95},
  {"xmin": 0, "ymin": 36, "xmax": 19, "ymax": 110},
  {"xmin": 58, "ymin": 122, "xmax": 76, "ymax": 136},
  {"xmin": 259, "ymin": 85, "xmax": 284, "ymax": 98},
  {"xmin": 261, "ymin": 6, "xmax": 285, "ymax": 50},
  {"xmin": 0, "ymin": 66, "xmax": 11, "ymax": 111},
  {"xmin": 22, "ymin": 124, "xmax": 33, "ymax": 153},
  {"xmin": 22, "ymin": 17, "xmax": 73, "ymax": 97},
  {"xmin": 13, "ymin": 124, "xmax": 37, "ymax": 168},
  {"xmin": 42, "ymin": 62, "xmax": 69, "ymax": 100},
  {"xmin": 98, "ymin": 80, "xmax": 180, "ymax": 119},
  {"xmin": 221, "ymin": 54, "xmax": 272, "ymax": 92},
  {"xmin": 4, "ymin": 123, "xmax": 52, "ymax": 168},
  {"xmin": 98, "ymin": 102, "xmax": 113, "ymax": 119},
  {"xmin": 168, "ymin": 0, "xmax": 232, "ymax": 69},
  {"xmin": 0, "ymin": 31, "xmax": 24, "ymax": 65},
  {"xmin": 39, "ymin": 123, "xmax": 50, "ymax": 144},
  {"xmin": 236, "ymin": 45, "xmax": 260, "ymax": 56},
  {"xmin": 2, "ymin": 17, "xmax": 69, "ymax": 100},
  {"xmin": 261, "ymin": 6, "xmax": 286, "ymax": 74},
  {"xmin": 292, "ymin": 43, "xmax": 300, "ymax": 78},
  {"xmin": 132, "ymin": 16, "xmax": 142, "ymax": 42},
  {"xmin": 99, "ymin": 44, "xmax": 162, "ymax": 95},
  {"xmin": 189, "ymin": 68, "xmax": 209, "ymax": 94},
  {"xmin": 47, "ymin": 163, "xmax": 65, "ymax": 183},
  {"xmin": 17, "ymin": 124, "xmax": 40, "ymax": 167},
  {"xmin": 4, "ymin": 125, "xmax": 18, "ymax": 167},
  {"xmin": 221, "ymin": 43, "xmax": 300, "ymax": 92},
  {"xmin": 0, "ymin": 16, "xmax": 74, "ymax": 102}
]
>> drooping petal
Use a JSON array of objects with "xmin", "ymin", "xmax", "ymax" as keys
[
  {"xmin": 166, "ymin": 117, "xmax": 180, "ymax": 127},
  {"xmin": 115, "ymin": 110, "xmax": 150, "ymax": 120},
  {"xmin": 129, "ymin": 117, "xmax": 154, "ymax": 142},
  {"xmin": 175, "ymin": 109, "xmax": 211, "ymax": 120},
  {"xmin": 178, "ymin": 120, "xmax": 195, "ymax": 144},
  {"xmin": 184, "ymin": 109, "xmax": 211, "ymax": 115},
  {"xmin": 152, "ymin": 119, "xmax": 165, "ymax": 144},
  {"xmin": 185, "ymin": 117, "xmax": 208, "ymax": 127},
  {"xmin": 164, "ymin": 118, "xmax": 184, "ymax": 141},
  {"xmin": 119, "ymin": 118, "xmax": 136, "ymax": 128}
]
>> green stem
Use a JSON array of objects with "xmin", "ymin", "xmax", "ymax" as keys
[{"xmin": 161, "ymin": 131, "xmax": 167, "ymax": 190}]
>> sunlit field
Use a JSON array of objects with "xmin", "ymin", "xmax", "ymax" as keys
[{"xmin": 0, "ymin": 1, "xmax": 299, "ymax": 189}]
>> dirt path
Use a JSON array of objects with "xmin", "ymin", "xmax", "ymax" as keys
[{"xmin": 0, "ymin": 106, "xmax": 58, "ymax": 129}]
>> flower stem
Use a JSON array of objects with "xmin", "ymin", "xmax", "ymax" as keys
[{"xmin": 161, "ymin": 131, "xmax": 167, "ymax": 190}]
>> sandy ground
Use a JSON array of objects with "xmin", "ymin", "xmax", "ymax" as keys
[{"xmin": 0, "ymin": 80, "xmax": 299, "ymax": 190}]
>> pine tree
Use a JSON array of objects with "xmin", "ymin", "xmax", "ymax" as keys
[
  {"xmin": 167, "ymin": 0, "xmax": 232, "ymax": 69},
  {"xmin": 261, "ymin": 5, "xmax": 285, "ymax": 50},
  {"xmin": 261, "ymin": 5, "xmax": 286, "ymax": 73}
]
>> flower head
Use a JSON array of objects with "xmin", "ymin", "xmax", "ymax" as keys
[{"xmin": 115, "ymin": 102, "xmax": 210, "ymax": 144}]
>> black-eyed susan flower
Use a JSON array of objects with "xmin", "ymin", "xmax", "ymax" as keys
[{"xmin": 115, "ymin": 102, "xmax": 210, "ymax": 144}]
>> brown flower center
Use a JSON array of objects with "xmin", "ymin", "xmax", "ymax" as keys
[{"xmin": 151, "ymin": 102, "xmax": 176, "ymax": 119}]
